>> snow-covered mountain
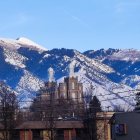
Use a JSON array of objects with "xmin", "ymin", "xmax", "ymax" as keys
[
  {"xmin": 0, "ymin": 37, "xmax": 47, "ymax": 52},
  {"xmin": 0, "ymin": 38, "xmax": 138, "ymax": 110},
  {"xmin": 84, "ymin": 49, "xmax": 140, "ymax": 87},
  {"xmin": 83, "ymin": 48, "xmax": 119, "ymax": 61}
]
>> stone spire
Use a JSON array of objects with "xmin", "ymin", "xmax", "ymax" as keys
[
  {"xmin": 48, "ymin": 67, "xmax": 55, "ymax": 82},
  {"xmin": 69, "ymin": 61, "xmax": 75, "ymax": 77}
]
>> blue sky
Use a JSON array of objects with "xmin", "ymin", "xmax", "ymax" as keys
[{"xmin": 0, "ymin": 0, "xmax": 140, "ymax": 52}]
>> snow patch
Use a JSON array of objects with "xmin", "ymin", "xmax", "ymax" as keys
[
  {"xmin": 17, "ymin": 37, "xmax": 47, "ymax": 51},
  {"xmin": 0, "ymin": 37, "xmax": 47, "ymax": 52},
  {"xmin": 4, "ymin": 48, "xmax": 27, "ymax": 68},
  {"xmin": 108, "ymin": 49, "xmax": 140, "ymax": 62}
]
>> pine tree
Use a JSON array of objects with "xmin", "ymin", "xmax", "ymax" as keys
[
  {"xmin": 85, "ymin": 96, "xmax": 102, "ymax": 140},
  {"xmin": 89, "ymin": 95, "xmax": 102, "ymax": 117},
  {"xmin": 135, "ymin": 92, "xmax": 140, "ymax": 111}
]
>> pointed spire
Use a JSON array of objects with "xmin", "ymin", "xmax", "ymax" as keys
[
  {"xmin": 48, "ymin": 67, "xmax": 55, "ymax": 82},
  {"xmin": 69, "ymin": 61, "xmax": 75, "ymax": 77}
]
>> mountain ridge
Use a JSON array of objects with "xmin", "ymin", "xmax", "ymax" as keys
[
  {"xmin": 0, "ymin": 37, "xmax": 138, "ymax": 110},
  {"xmin": 0, "ymin": 37, "xmax": 47, "ymax": 51}
]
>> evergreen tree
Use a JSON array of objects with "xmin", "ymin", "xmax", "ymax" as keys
[
  {"xmin": 89, "ymin": 95, "xmax": 102, "ymax": 116},
  {"xmin": 135, "ymin": 92, "xmax": 140, "ymax": 111},
  {"xmin": 85, "ymin": 96, "xmax": 102, "ymax": 140}
]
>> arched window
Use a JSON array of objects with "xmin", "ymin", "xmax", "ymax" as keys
[{"xmin": 72, "ymin": 82, "xmax": 75, "ymax": 89}]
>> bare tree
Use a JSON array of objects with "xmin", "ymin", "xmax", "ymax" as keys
[
  {"xmin": 0, "ymin": 82, "xmax": 19, "ymax": 140},
  {"xmin": 30, "ymin": 82, "xmax": 57, "ymax": 140},
  {"xmin": 29, "ymin": 79, "xmax": 86, "ymax": 140}
]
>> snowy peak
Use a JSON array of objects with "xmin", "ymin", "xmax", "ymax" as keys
[
  {"xmin": 0, "ymin": 37, "xmax": 47, "ymax": 52},
  {"xmin": 16, "ymin": 37, "xmax": 47, "ymax": 51},
  {"xmin": 0, "ymin": 38, "xmax": 20, "ymax": 50}
]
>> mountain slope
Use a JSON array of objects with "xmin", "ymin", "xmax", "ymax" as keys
[
  {"xmin": 0, "ymin": 38, "xmax": 137, "ymax": 110},
  {"xmin": 0, "ymin": 37, "xmax": 47, "ymax": 52},
  {"xmin": 84, "ymin": 49, "xmax": 140, "ymax": 88},
  {"xmin": 83, "ymin": 48, "xmax": 119, "ymax": 60}
]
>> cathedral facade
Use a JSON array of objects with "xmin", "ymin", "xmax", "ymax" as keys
[
  {"xmin": 39, "ymin": 64, "xmax": 83, "ymax": 104},
  {"xmin": 58, "ymin": 76, "xmax": 83, "ymax": 102}
]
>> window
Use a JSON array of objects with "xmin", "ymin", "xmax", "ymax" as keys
[
  {"xmin": 72, "ymin": 82, "xmax": 75, "ymax": 89},
  {"xmin": 40, "ymin": 130, "xmax": 51, "ymax": 139},
  {"xmin": 79, "ymin": 93, "xmax": 82, "ymax": 101},
  {"xmin": 79, "ymin": 86, "xmax": 82, "ymax": 90},
  {"xmin": 115, "ymin": 124, "xmax": 127, "ymax": 135},
  {"xmin": 72, "ymin": 92, "xmax": 76, "ymax": 99}
]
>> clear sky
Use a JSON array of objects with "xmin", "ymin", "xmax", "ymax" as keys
[{"xmin": 0, "ymin": 0, "xmax": 140, "ymax": 52}]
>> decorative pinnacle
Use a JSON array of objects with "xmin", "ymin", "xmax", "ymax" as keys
[
  {"xmin": 48, "ymin": 67, "xmax": 55, "ymax": 82},
  {"xmin": 69, "ymin": 61, "xmax": 75, "ymax": 77}
]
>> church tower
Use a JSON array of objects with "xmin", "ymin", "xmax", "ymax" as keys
[
  {"xmin": 39, "ymin": 67, "xmax": 58, "ymax": 102},
  {"xmin": 48, "ymin": 67, "xmax": 55, "ymax": 82},
  {"xmin": 58, "ymin": 62, "xmax": 83, "ymax": 103}
]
